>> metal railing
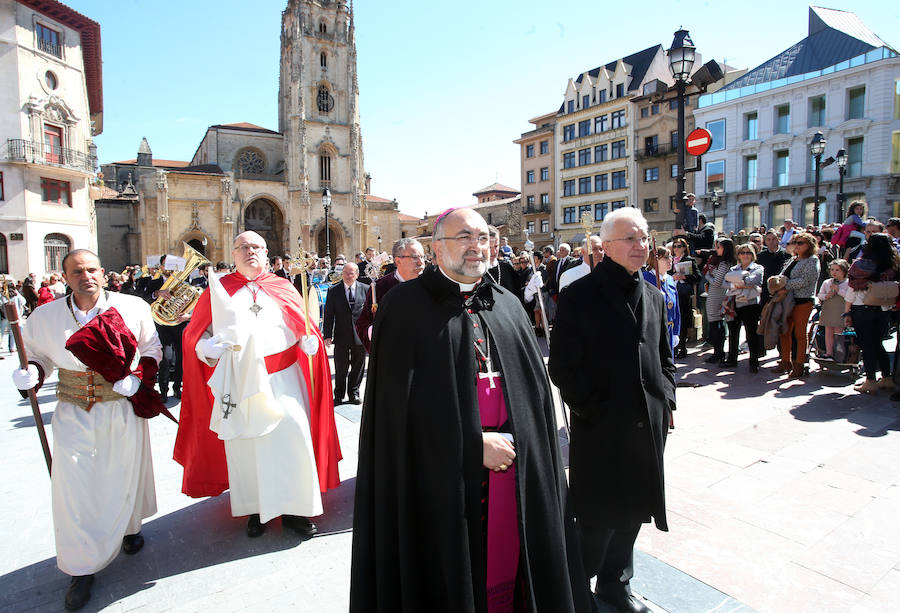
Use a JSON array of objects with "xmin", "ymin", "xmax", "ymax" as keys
[
  {"xmin": 635, "ymin": 142, "xmax": 677, "ymax": 160},
  {"xmin": 37, "ymin": 38, "xmax": 62, "ymax": 57},
  {"xmin": 6, "ymin": 139, "xmax": 96, "ymax": 173}
]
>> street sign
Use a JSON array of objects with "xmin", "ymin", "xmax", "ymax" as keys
[{"xmin": 685, "ymin": 128, "xmax": 712, "ymax": 156}]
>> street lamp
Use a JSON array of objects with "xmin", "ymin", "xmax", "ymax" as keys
[
  {"xmin": 809, "ymin": 131, "xmax": 826, "ymax": 225},
  {"xmin": 668, "ymin": 28, "xmax": 696, "ymax": 228},
  {"xmin": 322, "ymin": 187, "xmax": 332, "ymax": 260},
  {"xmin": 836, "ymin": 147, "xmax": 848, "ymax": 221}
]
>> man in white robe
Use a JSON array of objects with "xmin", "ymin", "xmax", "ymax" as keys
[{"xmin": 12, "ymin": 250, "xmax": 160, "ymax": 611}]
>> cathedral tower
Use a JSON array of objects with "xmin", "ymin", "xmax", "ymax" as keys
[{"xmin": 279, "ymin": 0, "xmax": 366, "ymax": 258}]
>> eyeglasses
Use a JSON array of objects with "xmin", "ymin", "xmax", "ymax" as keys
[
  {"xmin": 436, "ymin": 233, "xmax": 490, "ymax": 247},
  {"xmin": 606, "ymin": 235, "xmax": 650, "ymax": 246},
  {"xmin": 396, "ymin": 254, "xmax": 426, "ymax": 261},
  {"xmin": 234, "ymin": 243, "xmax": 265, "ymax": 253},
  {"xmin": 673, "ymin": 244, "xmax": 686, "ymax": 249}
]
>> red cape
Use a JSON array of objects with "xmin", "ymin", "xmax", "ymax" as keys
[{"xmin": 173, "ymin": 272, "xmax": 341, "ymax": 498}]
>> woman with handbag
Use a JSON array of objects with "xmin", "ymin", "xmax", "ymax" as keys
[
  {"xmin": 704, "ymin": 238, "xmax": 735, "ymax": 366},
  {"xmin": 670, "ymin": 237, "xmax": 699, "ymax": 358},
  {"xmin": 773, "ymin": 232, "xmax": 820, "ymax": 378},
  {"xmin": 844, "ymin": 233, "xmax": 900, "ymax": 393},
  {"xmin": 724, "ymin": 243, "xmax": 764, "ymax": 372}
]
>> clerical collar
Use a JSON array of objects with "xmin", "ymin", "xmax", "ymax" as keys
[
  {"xmin": 438, "ymin": 267, "xmax": 478, "ymax": 292},
  {"xmin": 394, "ymin": 270, "xmax": 406, "ymax": 282}
]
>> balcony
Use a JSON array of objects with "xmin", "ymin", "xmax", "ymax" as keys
[
  {"xmin": 37, "ymin": 38, "xmax": 62, "ymax": 58},
  {"xmin": 6, "ymin": 139, "xmax": 96, "ymax": 174},
  {"xmin": 524, "ymin": 203, "xmax": 550, "ymax": 214},
  {"xmin": 635, "ymin": 143, "xmax": 677, "ymax": 160}
]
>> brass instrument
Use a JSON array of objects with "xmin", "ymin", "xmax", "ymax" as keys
[{"xmin": 150, "ymin": 242, "xmax": 210, "ymax": 326}]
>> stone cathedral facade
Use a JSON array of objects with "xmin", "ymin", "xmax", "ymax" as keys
[{"xmin": 97, "ymin": 0, "xmax": 386, "ymax": 270}]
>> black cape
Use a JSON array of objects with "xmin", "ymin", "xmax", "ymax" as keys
[{"xmin": 350, "ymin": 267, "xmax": 590, "ymax": 613}]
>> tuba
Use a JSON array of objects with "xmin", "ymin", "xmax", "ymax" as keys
[{"xmin": 150, "ymin": 242, "xmax": 210, "ymax": 326}]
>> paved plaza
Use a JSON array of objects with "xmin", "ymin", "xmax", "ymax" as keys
[{"xmin": 0, "ymin": 337, "xmax": 898, "ymax": 612}]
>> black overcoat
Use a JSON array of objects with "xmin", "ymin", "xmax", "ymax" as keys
[
  {"xmin": 350, "ymin": 267, "xmax": 590, "ymax": 613},
  {"xmin": 549, "ymin": 260, "xmax": 675, "ymax": 531}
]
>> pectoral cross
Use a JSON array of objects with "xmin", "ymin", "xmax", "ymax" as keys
[
  {"xmin": 221, "ymin": 393, "xmax": 236, "ymax": 419},
  {"xmin": 478, "ymin": 360, "xmax": 501, "ymax": 389},
  {"xmin": 249, "ymin": 302, "xmax": 262, "ymax": 317}
]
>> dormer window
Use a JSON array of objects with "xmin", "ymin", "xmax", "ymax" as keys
[{"xmin": 36, "ymin": 23, "xmax": 61, "ymax": 58}]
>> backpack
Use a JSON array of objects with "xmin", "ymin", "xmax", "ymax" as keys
[{"xmin": 832, "ymin": 221, "xmax": 860, "ymax": 248}]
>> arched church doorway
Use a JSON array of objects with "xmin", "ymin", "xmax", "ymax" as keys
[
  {"xmin": 244, "ymin": 198, "xmax": 284, "ymax": 256},
  {"xmin": 316, "ymin": 223, "xmax": 344, "ymax": 260},
  {"xmin": 187, "ymin": 238, "xmax": 206, "ymax": 257}
]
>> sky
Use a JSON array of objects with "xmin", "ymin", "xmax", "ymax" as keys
[{"xmin": 65, "ymin": 0, "xmax": 898, "ymax": 218}]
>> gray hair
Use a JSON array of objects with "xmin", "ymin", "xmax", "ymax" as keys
[
  {"xmin": 487, "ymin": 225, "xmax": 500, "ymax": 239},
  {"xmin": 392, "ymin": 237, "xmax": 422, "ymax": 257},
  {"xmin": 599, "ymin": 207, "xmax": 648, "ymax": 242}
]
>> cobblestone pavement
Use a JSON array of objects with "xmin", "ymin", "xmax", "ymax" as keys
[{"xmin": 0, "ymin": 333, "xmax": 897, "ymax": 612}]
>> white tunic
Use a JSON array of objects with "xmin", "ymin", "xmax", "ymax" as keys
[
  {"xmin": 199, "ymin": 281, "xmax": 322, "ymax": 523},
  {"xmin": 21, "ymin": 292, "xmax": 160, "ymax": 576}
]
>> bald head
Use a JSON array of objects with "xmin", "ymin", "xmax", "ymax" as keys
[
  {"xmin": 232, "ymin": 231, "xmax": 268, "ymax": 278},
  {"xmin": 233, "ymin": 231, "xmax": 266, "ymax": 250},
  {"xmin": 341, "ymin": 262, "xmax": 359, "ymax": 285},
  {"xmin": 432, "ymin": 208, "xmax": 490, "ymax": 284}
]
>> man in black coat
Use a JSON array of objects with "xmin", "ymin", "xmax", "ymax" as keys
[
  {"xmin": 680, "ymin": 213, "xmax": 716, "ymax": 255},
  {"xmin": 351, "ymin": 208, "xmax": 590, "ymax": 613},
  {"xmin": 485, "ymin": 225, "xmax": 522, "ymax": 303},
  {"xmin": 322, "ymin": 263, "xmax": 367, "ymax": 404},
  {"xmin": 143, "ymin": 254, "xmax": 186, "ymax": 400},
  {"xmin": 550, "ymin": 207, "xmax": 675, "ymax": 613}
]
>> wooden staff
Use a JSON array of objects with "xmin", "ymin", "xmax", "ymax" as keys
[
  {"xmin": 650, "ymin": 230, "xmax": 661, "ymax": 290},
  {"xmin": 4, "ymin": 302, "xmax": 52, "ymax": 475},
  {"xmin": 292, "ymin": 246, "xmax": 317, "ymax": 391}
]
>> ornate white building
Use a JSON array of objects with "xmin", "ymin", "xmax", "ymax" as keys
[{"xmin": 0, "ymin": 0, "xmax": 102, "ymax": 279}]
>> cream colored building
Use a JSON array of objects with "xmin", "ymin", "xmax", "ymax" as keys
[
  {"xmin": 513, "ymin": 112, "xmax": 555, "ymax": 250},
  {"xmin": 0, "ymin": 0, "xmax": 102, "ymax": 279}
]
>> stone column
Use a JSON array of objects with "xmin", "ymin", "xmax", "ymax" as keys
[{"xmin": 156, "ymin": 170, "xmax": 169, "ymax": 255}]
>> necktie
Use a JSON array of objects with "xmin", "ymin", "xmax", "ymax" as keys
[{"xmin": 348, "ymin": 285, "xmax": 355, "ymax": 306}]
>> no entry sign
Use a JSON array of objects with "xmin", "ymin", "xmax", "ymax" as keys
[{"xmin": 685, "ymin": 128, "xmax": 712, "ymax": 156}]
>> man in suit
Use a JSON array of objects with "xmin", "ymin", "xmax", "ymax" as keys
[
  {"xmin": 273, "ymin": 255, "xmax": 292, "ymax": 280},
  {"xmin": 549, "ymin": 207, "xmax": 675, "ymax": 613},
  {"xmin": 323, "ymin": 263, "xmax": 367, "ymax": 405},
  {"xmin": 546, "ymin": 243, "xmax": 577, "ymax": 319}
]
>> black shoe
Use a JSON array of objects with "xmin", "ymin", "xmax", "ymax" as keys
[
  {"xmin": 749, "ymin": 365, "xmax": 759, "ymax": 374},
  {"xmin": 122, "ymin": 533, "xmax": 144, "ymax": 555},
  {"xmin": 722, "ymin": 360, "xmax": 738, "ymax": 368},
  {"xmin": 597, "ymin": 593, "xmax": 650, "ymax": 613},
  {"xmin": 173, "ymin": 386, "xmax": 182, "ymax": 399},
  {"xmin": 246, "ymin": 514, "xmax": 265, "ymax": 538},
  {"xmin": 282, "ymin": 514, "xmax": 317, "ymax": 537},
  {"xmin": 675, "ymin": 348, "xmax": 687, "ymax": 359},
  {"xmin": 333, "ymin": 397, "xmax": 344, "ymax": 406},
  {"xmin": 704, "ymin": 355, "xmax": 721, "ymax": 364},
  {"xmin": 64, "ymin": 575, "xmax": 94, "ymax": 611},
  {"xmin": 349, "ymin": 396, "xmax": 362, "ymax": 405}
]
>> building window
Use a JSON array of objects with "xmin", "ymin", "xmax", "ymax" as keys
[
  {"xmin": 36, "ymin": 23, "xmax": 61, "ymax": 58},
  {"xmin": 563, "ymin": 180, "xmax": 576, "ymax": 196},
  {"xmin": 775, "ymin": 104, "xmax": 790, "ymax": 134},
  {"xmin": 744, "ymin": 155, "xmax": 757, "ymax": 190},
  {"xmin": 706, "ymin": 160, "xmax": 725, "ymax": 193},
  {"xmin": 644, "ymin": 135, "xmax": 658, "ymax": 155},
  {"xmin": 541, "ymin": 219, "xmax": 549, "ymax": 233},
  {"xmin": 317, "ymin": 86, "xmax": 334, "ymax": 113},
  {"xmin": 582, "ymin": 94, "xmax": 591, "ymax": 109},
  {"xmin": 595, "ymin": 174, "xmax": 608, "ymax": 192},
  {"xmin": 774, "ymin": 150, "xmax": 789, "ymax": 186},
  {"xmin": 744, "ymin": 112, "xmax": 758, "ymax": 140},
  {"xmin": 671, "ymin": 163, "xmax": 678, "ymax": 178},
  {"xmin": 808, "ymin": 95, "xmax": 826, "ymax": 127},
  {"xmin": 847, "ymin": 137, "xmax": 863, "ymax": 177},
  {"xmin": 567, "ymin": 100, "xmax": 575, "ymax": 114},
  {"xmin": 579, "ymin": 177, "xmax": 592, "ymax": 194},
  {"xmin": 611, "ymin": 200, "xmax": 625, "ymax": 210},
  {"xmin": 892, "ymin": 131, "xmax": 900, "ymax": 174},
  {"xmin": 319, "ymin": 22, "xmax": 327, "ymax": 33},
  {"xmin": 0, "ymin": 171, "xmax": 4, "ymax": 200},
  {"xmin": 541, "ymin": 193, "xmax": 549, "ymax": 206},
  {"xmin": 802, "ymin": 198, "xmax": 825, "ymax": 226},
  {"xmin": 45, "ymin": 70, "xmax": 58, "ymax": 90},
  {"xmin": 44, "ymin": 233, "xmax": 70, "ymax": 272},
  {"xmin": 319, "ymin": 153, "xmax": 331, "ymax": 183},
  {"xmin": 594, "ymin": 202, "xmax": 608, "ymax": 221},
  {"xmin": 41, "ymin": 177, "xmax": 71, "ymax": 205},
  {"xmin": 640, "ymin": 107, "xmax": 649, "ymax": 118},
  {"xmin": 598, "ymin": 90, "xmax": 607, "ymax": 104},
  {"xmin": 563, "ymin": 152, "xmax": 576, "ymax": 169},
  {"xmin": 611, "ymin": 170, "xmax": 626, "ymax": 190},
  {"xmin": 611, "ymin": 140, "xmax": 626, "ymax": 159},
  {"xmin": 847, "ymin": 86, "xmax": 865, "ymax": 119},
  {"xmin": 578, "ymin": 120, "xmax": 591, "ymax": 137},
  {"xmin": 595, "ymin": 115, "xmax": 608, "ymax": 133},
  {"xmin": 563, "ymin": 124, "xmax": 575, "ymax": 141},
  {"xmin": 740, "ymin": 203, "xmax": 760, "ymax": 230},
  {"xmin": 320, "ymin": 52, "xmax": 327, "ymax": 68},
  {"xmin": 236, "ymin": 148, "xmax": 265, "ymax": 175},
  {"xmin": 770, "ymin": 201, "xmax": 792, "ymax": 226},
  {"xmin": 0, "ymin": 234, "xmax": 7, "ymax": 274},
  {"xmin": 526, "ymin": 170, "xmax": 535, "ymax": 184},
  {"xmin": 43, "ymin": 125, "xmax": 63, "ymax": 164},
  {"xmin": 706, "ymin": 119, "xmax": 725, "ymax": 152},
  {"xmin": 563, "ymin": 207, "xmax": 576, "ymax": 223},
  {"xmin": 644, "ymin": 167, "xmax": 659, "ymax": 182},
  {"xmin": 595, "ymin": 144, "xmax": 608, "ymax": 162},
  {"xmin": 526, "ymin": 144, "xmax": 535, "ymax": 158},
  {"xmin": 540, "ymin": 140, "xmax": 549, "ymax": 155},
  {"xmin": 526, "ymin": 195, "xmax": 535, "ymax": 207},
  {"xmin": 644, "ymin": 198, "xmax": 659, "ymax": 213},
  {"xmin": 615, "ymin": 83, "xmax": 624, "ymax": 98},
  {"xmin": 526, "ymin": 221, "xmax": 535, "ymax": 233},
  {"xmin": 651, "ymin": 104, "xmax": 660, "ymax": 115},
  {"xmin": 670, "ymin": 130, "xmax": 679, "ymax": 149},
  {"xmin": 578, "ymin": 148, "xmax": 591, "ymax": 166},
  {"xmin": 540, "ymin": 167, "xmax": 549, "ymax": 181},
  {"xmin": 611, "ymin": 110, "xmax": 625, "ymax": 129}
]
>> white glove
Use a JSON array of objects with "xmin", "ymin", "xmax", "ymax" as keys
[
  {"xmin": 672, "ymin": 335, "xmax": 679, "ymax": 349},
  {"xmin": 13, "ymin": 365, "xmax": 39, "ymax": 391},
  {"xmin": 197, "ymin": 334, "xmax": 229, "ymax": 361},
  {"xmin": 113, "ymin": 374, "xmax": 142, "ymax": 397},
  {"xmin": 300, "ymin": 335, "xmax": 319, "ymax": 356}
]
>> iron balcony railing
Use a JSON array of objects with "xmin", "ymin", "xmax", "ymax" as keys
[
  {"xmin": 524, "ymin": 203, "xmax": 551, "ymax": 214},
  {"xmin": 6, "ymin": 139, "xmax": 96, "ymax": 173},
  {"xmin": 37, "ymin": 38, "xmax": 62, "ymax": 58},
  {"xmin": 635, "ymin": 142, "xmax": 678, "ymax": 160}
]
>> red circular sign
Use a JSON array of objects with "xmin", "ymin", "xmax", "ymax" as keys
[{"xmin": 685, "ymin": 128, "xmax": 713, "ymax": 156}]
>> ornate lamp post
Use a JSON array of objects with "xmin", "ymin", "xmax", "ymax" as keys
[
  {"xmin": 836, "ymin": 147, "xmax": 848, "ymax": 221},
  {"xmin": 667, "ymin": 28, "xmax": 696, "ymax": 226},
  {"xmin": 322, "ymin": 187, "xmax": 332, "ymax": 260},
  {"xmin": 809, "ymin": 131, "xmax": 826, "ymax": 225}
]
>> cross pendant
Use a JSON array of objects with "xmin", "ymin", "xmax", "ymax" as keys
[
  {"xmin": 249, "ymin": 302, "xmax": 263, "ymax": 317},
  {"xmin": 221, "ymin": 393, "xmax": 236, "ymax": 419},
  {"xmin": 478, "ymin": 369, "xmax": 500, "ymax": 389}
]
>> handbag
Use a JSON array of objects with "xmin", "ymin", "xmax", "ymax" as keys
[{"xmin": 863, "ymin": 281, "xmax": 899, "ymax": 307}]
